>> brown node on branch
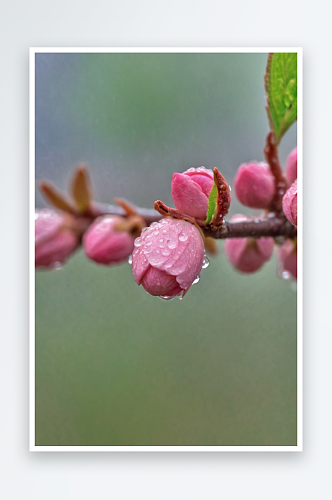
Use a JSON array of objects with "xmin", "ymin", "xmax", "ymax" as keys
[
  {"xmin": 113, "ymin": 214, "xmax": 146, "ymax": 239},
  {"xmin": 114, "ymin": 197, "xmax": 138, "ymax": 216},
  {"xmin": 70, "ymin": 164, "xmax": 93, "ymax": 213},
  {"xmin": 211, "ymin": 167, "xmax": 231, "ymax": 225},
  {"xmin": 38, "ymin": 180, "xmax": 77, "ymax": 215}
]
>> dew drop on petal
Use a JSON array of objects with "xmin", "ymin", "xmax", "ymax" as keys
[
  {"xmin": 179, "ymin": 233, "xmax": 188, "ymax": 242},
  {"xmin": 159, "ymin": 295, "xmax": 174, "ymax": 301},
  {"xmin": 192, "ymin": 275, "xmax": 200, "ymax": 285},
  {"xmin": 161, "ymin": 248, "xmax": 171, "ymax": 256},
  {"xmin": 134, "ymin": 237, "xmax": 142, "ymax": 247},
  {"xmin": 150, "ymin": 222, "xmax": 159, "ymax": 228},
  {"xmin": 141, "ymin": 227, "xmax": 148, "ymax": 232},
  {"xmin": 167, "ymin": 239, "xmax": 177, "ymax": 249}
]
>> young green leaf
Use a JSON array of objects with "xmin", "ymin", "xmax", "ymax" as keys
[
  {"xmin": 204, "ymin": 183, "xmax": 218, "ymax": 224},
  {"xmin": 265, "ymin": 53, "xmax": 297, "ymax": 144}
]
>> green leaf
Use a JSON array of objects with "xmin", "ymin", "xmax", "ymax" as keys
[
  {"xmin": 204, "ymin": 183, "xmax": 218, "ymax": 224},
  {"xmin": 265, "ymin": 53, "xmax": 297, "ymax": 144}
]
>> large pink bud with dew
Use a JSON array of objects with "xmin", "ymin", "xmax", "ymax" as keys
[
  {"xmin": 83, "ymin": 215, "xmax": 135, "ymax": 265},
  {"xmin": 282, "ymin": 181, "xmax": 297, "ymax": 226},
  {"xmin": 132, "ymin": 218, "xmax": 205, "ymax": 299},
  {"xmin": 35, "ymin": 209, "xmax": 79, "ymax": 269},
  {"xmin": 285, "ymin": 148, "xmax": 297, "ymax": 184},
  {"xmin": 224, "ymin": 215, "xmax": 274, "ymax": 273},
  {"xmin": 171, "ymin": 167, "xmax": 215, "ymax": 220},
  {"xmin": 234, "ymin": 162, "xmax": 275, "ymax": 209},
  {"xmin": 278, "ymin": 239, "xmax": 297, "ymax": 279}
]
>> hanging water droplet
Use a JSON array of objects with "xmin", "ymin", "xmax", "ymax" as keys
[
  {"xmin": 229, "ymin": 185, "xmax": 232, "ymax": 192},
  {"xmin": 134, "ymin": 237, "xmax": 142, "ymax": 247},
  {"xmin": 192, "ymin": 275, "xmax": 200, "ymax": 285},
  {"xmin": 177, "ymin": 290, "xmax": 185, "ymax": 300},
  {"xmin": 202, "ymin": 256, "xmax": 210, "ymax": 269},
  {"xmin": 281, "ymin": 270, "xmax": 291, "ymax": 280},
  {"xmin": 128, "ymin": 255, "xmax": 133, "ymax": 265},
  {"xmin": 159, "ymin": 295, "xmax": 174, "ymax": 301},
  {"xmin": 52, "ymin": 261, "xmax": 62, "ymax": 271},
  {"xmin": 179, "ymin": 233, "xmax": 188, "ymax": 242}
]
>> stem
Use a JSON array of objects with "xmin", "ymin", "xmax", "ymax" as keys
[
  {"xmin": 264, "ymin": 131, "xmax": 288, "ymax": 212},
  {"xmin": 92, "ymin": 202, "xmax": 296, "ymax": 240}
]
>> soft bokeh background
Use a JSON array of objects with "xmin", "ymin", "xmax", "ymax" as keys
[{"xmin": 35, "ymin": 52, "xmax": 297, "ymax": 446}]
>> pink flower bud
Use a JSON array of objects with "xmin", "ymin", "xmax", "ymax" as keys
[
  {"xmin": 83, "ymin": 215, "xmax": 135, "ymax": 265},
  {"xmin": 282, "ymin": 181, "xmax": 297, "ymax": 226},
  {"xmin": 278, "ymin": 239, "xmax": 297, "ymax": 279},
  {"xmin": 224, "ymin": 215, "xmax": 274, "ymax": 273},
  {"xmin": 171, "ymin": 167, "xmax": 214, "ymax": 220},
  {"xmin": 285, "ymin": 148, "xmax": 297, "ymax": 184},
  {"xmin": 35, "ymin": 209, "xmax": 79, "ymax": 269},
  {"xmin": 234, "ymin": 162, "xmax": 275, "ymax": 209},
  {"xmin": 132, "ymin": 218, "xmax": 205, "ymax": 299}
]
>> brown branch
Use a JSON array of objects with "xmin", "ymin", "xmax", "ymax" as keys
[
  {"xmin": 92, "ymin": 201, "xmax": 296, "ymax": 240},
  {"xmin": 264, "ymin": 131, "xmax": 288, "ymax": 212}
]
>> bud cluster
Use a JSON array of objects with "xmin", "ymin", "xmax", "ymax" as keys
[
  {"xmin": 35, "ymin": 147, "xmax": 297, "ymax": 300},
  {"xmin": 224, "ymin": 148, "xmax": 297, "ymax": 277}
]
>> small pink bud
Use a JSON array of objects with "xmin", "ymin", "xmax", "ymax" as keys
[
  {"xmin": 224, "ymin": 215, "xmax": 274, "ymax": 273},
  {"xmin": 282, "ymin": 181, "xmax": 297, "ymax": 226},
  {"xmin": 234, "ymin": 162, "xmax": 275, "ymax": 209},
  {"xmin": 285, "ymin": 148, "xmax": 297, "ymax": 184},
  {"xmin": 171, "ymin": 167, "xmax": 215, "ymax": 220},
  {"xmin": 278, "ymin": 239, "xmax": 297, "ymax": 279},
  {"xmin": 132, "ymin": 218, "xmax": 205, "ymax": 299},
  {"xmin": 35, "ymin": 209, "xmax": 79, "ymax": 269},
  {"xmin": 83, "ymin": 215, "xmax": 135, "ymax": 265}
]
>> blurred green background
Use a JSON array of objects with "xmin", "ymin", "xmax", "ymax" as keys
[{"xmin": 35, "ymin": 52, "xmax": 297, "ymax": 446}]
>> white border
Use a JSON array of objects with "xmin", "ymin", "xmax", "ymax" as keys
[{"xmin": 29, "ymin": 47, "xmax": 302, "ymax": 452}]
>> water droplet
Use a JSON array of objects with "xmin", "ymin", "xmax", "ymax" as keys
[
  {"xmin": 202, "ymin": 256, "xmax": 210, "ymax": 269},
  {"xmin": 128, "ymin": 255, "xmax": 133, "ymax": 265},
  {"xmin": 167, "ymin": 239, "xmax": 177, "ymax": 249},
  {"xmin": 192, "ymin": 276, "xmax": 200, "ymax": 285},
  {"xmin": 150, "ymin": 222, "xmax": 159, "ymax": 228},
  {"xmin": 146, "ymin": 241, "xmax": 152, "ymax": 246},
  {"xmin": 141, "ymin": 227, "xmax": 148, "ymax": 232},
  {"xmin": 153, "ymin": 230, "xmax": 159, "ymax": 236},
  {"xmin": 281, "ymin": 270, "xmax": 291, "ymax": 280},
  {"xmin": 161, "ymin": 248, "xmax": 171, "ymax": 256},
  {"xmin": 52, "ymin": 261, "xmax": 62, "ymax": 270},
  {"xmin": 229, "ymin": 185, "xmax": 232, "ymax": 192},
  {"xmin": 162, "ymin": 229, "xmax": 168, "ymax": 234},
  {"xmin": 187, "ymin": 167, "xmax": 195, "ymax": 173},
  {"xmin": 164, "ymin": 262, "xmax": 173, "ymax": 269},
  {"xmin": 134, "ymin": 237, "xmax": 142, "ymax": 247},
  {"xmin": 267, "ymin": 212, "xmax": 275, "ymax": 218},
  {"xmin": 177, "ymin": 290, "xmax": 185, "ymax": 300},
  {"xmin": 179, "ymin": 233, "xmax": 188, "ymax": 242},
  {"xmin": 159, "ymin": 295, "xmax": 174, "ymax": 301},
  {"xmin": 159, "ymin": 238, "xmax": 164, "ymax": 242}
]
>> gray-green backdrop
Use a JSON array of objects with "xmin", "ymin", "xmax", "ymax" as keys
[{"xmin": 35, "ymin": 52, "xmax": 297, "ymax": 446}]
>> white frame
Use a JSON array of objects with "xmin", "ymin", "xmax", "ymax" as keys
[{"xmin": 30, "ymin": 47, "xmax": 303, "ymax": 452}]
